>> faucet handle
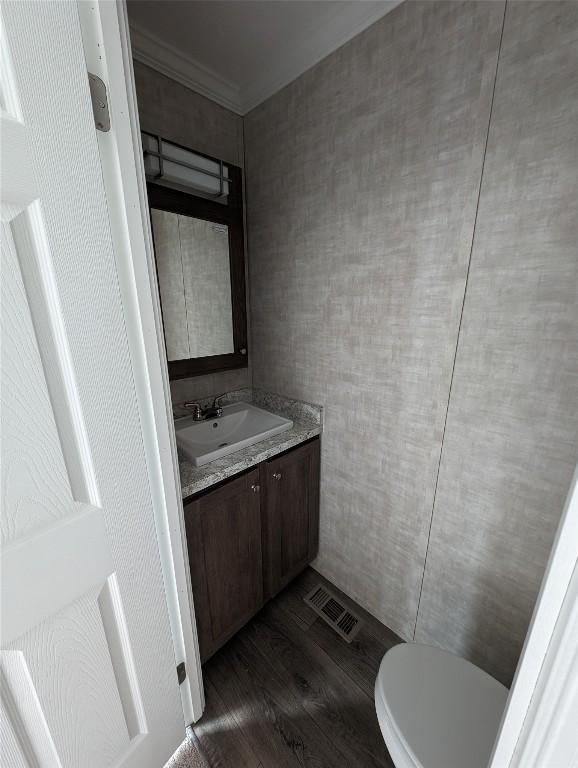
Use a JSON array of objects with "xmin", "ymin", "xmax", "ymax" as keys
[
  {"xmin": 183, "ymin": 401, "xmax": 203, "ymax": 420},
  {"xmin": 211, "ymin": 393, "xmax": 227, "ymax": 416},
  {"xmin": 212, "ymin": 393, "xmax": 227, "ymax": 409}
]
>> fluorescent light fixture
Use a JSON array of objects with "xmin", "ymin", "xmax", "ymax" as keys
[{"xmin": 142, "ymin": 132, "xmax": 230, "ymax": 200}]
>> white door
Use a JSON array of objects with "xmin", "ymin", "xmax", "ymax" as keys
[{"xmin": 0, "ymin": 2, "xmax": 184, "ymax": 767}]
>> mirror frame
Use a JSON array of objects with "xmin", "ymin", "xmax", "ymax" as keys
[{"xmin": 147, "ymin": 162, "xmax": 247, "ymax": 380}]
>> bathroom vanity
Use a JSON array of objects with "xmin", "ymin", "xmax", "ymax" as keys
[{"xmin": 178, "ymin": 391, "xmax": 322, "ymax": 662}]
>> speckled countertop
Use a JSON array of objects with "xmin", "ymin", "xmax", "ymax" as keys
[{"xmin": 176, "ymin": 389, "xmax": 322, "ymax": 499}]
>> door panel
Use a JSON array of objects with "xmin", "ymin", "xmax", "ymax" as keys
[
  {"xmin": 202, "ymin": 475, "xmax": 262, "ymax": 640},
  {"xmin": 279, "ymin": 451, "xmax": 310, "ymax": 574},
  {"xmin": 8, "ymin": 590, "xmax": 130, "ymax": 767},
  {"xmin": 263, "ymin": 439, "xmax": 321, "ymax": 598},
  {"xmin": 185, "ymin": 469, "xmax": 263, "ymax": 661},
  {"xmin": 0, "ymin": 2, "xmax": 182, "ymax": 766},
  {"xmin": 1, "ymin": 221, "xmax": 75, "ymax": 545}
]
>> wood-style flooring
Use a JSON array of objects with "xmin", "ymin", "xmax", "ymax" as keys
[{"xmin": 174, "ymin": 567, "xmax": 401, "ymax": 767}]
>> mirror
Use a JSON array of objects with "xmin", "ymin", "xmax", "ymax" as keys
[
  {"xmin": 147, "ymin": 161, "xmax": 247, "ymax": 379},
  {"xmin": 151, "ymin": 211, "xmax": 234, "ymax": 360}
]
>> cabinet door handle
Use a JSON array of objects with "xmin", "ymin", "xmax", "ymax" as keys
[
  {"xmin": 273, "ymin": 472, "xmax": 282, "ymax": 481},
  {"xmin": 251, "ymin": 483, "xmax": 260, "ymax": 493}
]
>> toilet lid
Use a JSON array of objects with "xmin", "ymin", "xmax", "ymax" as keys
[{"xmin": 375, "ymin": 643, "xmax": 508, "ymax": 768}]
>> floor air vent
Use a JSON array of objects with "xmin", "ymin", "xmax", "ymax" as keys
[{"xmin": 303, "ymin": 585, "xmax": 362, "ymax": 642}]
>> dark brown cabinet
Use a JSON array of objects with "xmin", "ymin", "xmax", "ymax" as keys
[
  {"xmin": 184, "ymin": 468, "xmax": 263, "ymax": 662},
  {"xmin": 184, "ymin": 438, "xmax": 320, "ymax": 662},
  {"xmin": 261, "ymin": 439, "xmax": 320, "ymax": 599}
]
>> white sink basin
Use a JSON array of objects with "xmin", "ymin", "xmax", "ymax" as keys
[{"xmin": 175, "ymin": 401, "xmax": 293, "ymax": 467}]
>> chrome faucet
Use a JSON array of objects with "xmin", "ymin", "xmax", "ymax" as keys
[
  {"xmin": 182, "ymin": 402, "xmax": 204, "ymax": 421},
  {"xmin": 203, "ymin": 393, "xmax": 226, "ymax": 419},
  {"xmin": 183, "ymin": 393, "xmax": 226, "ymax": 421}
]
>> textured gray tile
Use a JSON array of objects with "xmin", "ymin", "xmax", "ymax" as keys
[
  {"xmin": 170, "ymin": 374, "xmax": 216, "ymax": 406},
  {"xmin": 245, "ymin": 1, "xmax": 505, "ymax": 639},
  {"xmin": 415, "ymin": 0, "xmax": 578, "ymax": 685}
]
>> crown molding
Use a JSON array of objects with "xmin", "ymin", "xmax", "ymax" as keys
[
  {"xmin": 129, "ymin": 1, "xmax": 402, "ymax": 117},
  {"xmin": 129, "ymin": 22, "xmax": 243, "ymax": 115}
]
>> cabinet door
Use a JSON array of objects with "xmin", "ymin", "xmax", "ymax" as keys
[
  {"xmin": 184, "ymin": 468, "xmax": 263, "ymax": 661},
  {"xmin": 262, "ymin": 439, "xmax": 320, "ymax": 599}
]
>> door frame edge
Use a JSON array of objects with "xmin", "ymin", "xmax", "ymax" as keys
[
  {"xmin": 489, "ymin": 461, "xmax": 578, "ymax": 768},
  {"xmin": 77, "ymin": 0, "xmax": 205, "ymax": 725}
]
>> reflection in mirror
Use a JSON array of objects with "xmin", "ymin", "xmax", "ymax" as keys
[{"xmin": 151, "ymin": 209, "xmax": 234, "ymax": 361}]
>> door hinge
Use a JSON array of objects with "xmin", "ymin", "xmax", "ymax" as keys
[
  {"xmin": 176, "ymin": 661, "xmax": 187, "ymax": 685},
  {"xmin": 88, "ymin": 73, "xmax": 110, "ymax": 132}
]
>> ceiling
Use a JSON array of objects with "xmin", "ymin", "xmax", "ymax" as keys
[{"xmin": 127, "ymin": 1, "xmax": 402, "ymax": 115}]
